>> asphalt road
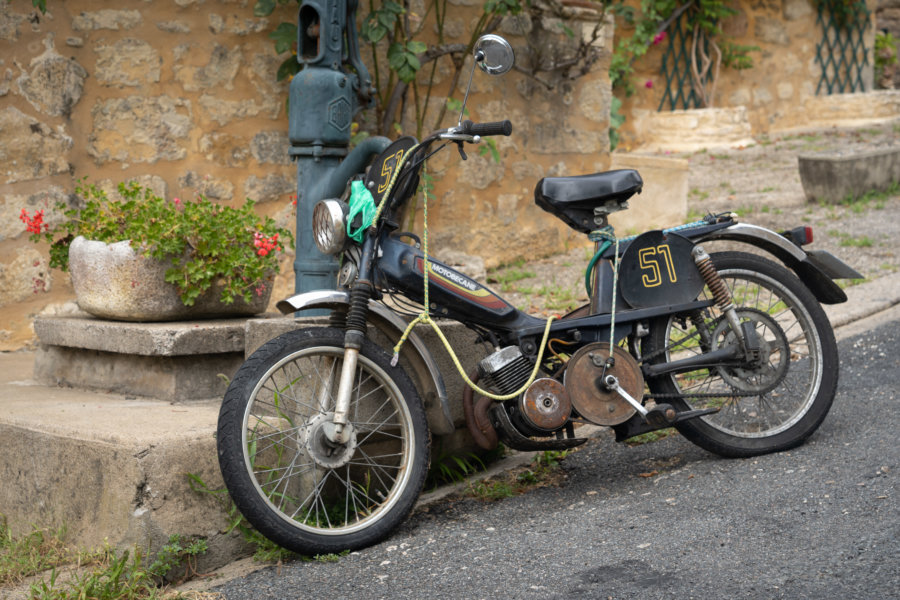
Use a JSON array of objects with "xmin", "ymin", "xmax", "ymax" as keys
[{"xmin": 214, "ymin": 315, "xmax": 899, "ymax": 600}]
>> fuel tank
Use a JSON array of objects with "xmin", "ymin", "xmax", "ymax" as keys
[{"xmin": 375, "ymin": 234, "xmax": 539, "ymax": 330}]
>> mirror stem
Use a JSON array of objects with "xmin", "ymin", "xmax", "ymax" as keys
[{"xmin": 457, "ymin": 57, "xmax": 480, "ymax": 127}]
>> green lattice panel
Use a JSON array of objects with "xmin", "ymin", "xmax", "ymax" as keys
[
  {"xmin": 658, "ymin": 15, "xmax": 711, "ymax": 111},
  {"xmin": 815, "ymin": 3, "xmax": 871, "ymax": 95}
]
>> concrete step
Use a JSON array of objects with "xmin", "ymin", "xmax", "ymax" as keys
[
  {"xmin": 0, "ymin": 351, "xmax": 248, "ymax": 571},
  {"xmin": 1, "ymin": 316, "xmax": 488, "ymax": 570}
]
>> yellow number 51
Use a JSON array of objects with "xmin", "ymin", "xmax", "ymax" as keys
[{"xmin": 638, "ymin": 244, "xmax": 677, "ymax": 288}]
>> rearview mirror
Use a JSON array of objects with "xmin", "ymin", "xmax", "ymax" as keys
[{"xmin": 474, "ymin": 34, "xmax": 514, "ymax": 76}]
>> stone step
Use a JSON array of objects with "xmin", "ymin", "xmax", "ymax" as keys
[
  {"xmin": 33, "ymin": 316, "xmax": 250, "ymax": 402},
  {"xmin": 6, "ymin": 316, "xmax": 489, "ymax": 569},
  {"xmin": 0, "ymin": 351, "xmax": 248, "ymax": 571}
]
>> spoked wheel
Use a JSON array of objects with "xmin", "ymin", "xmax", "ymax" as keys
[
  {"xmin": 217, "ymin": 327, "xmax": 429, "ymax": 555},
  {"xmin": 642, "ymin": 252, "xmax": 839, "ymax": 457}
]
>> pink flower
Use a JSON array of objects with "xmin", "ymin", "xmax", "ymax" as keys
[
  {"xmin": 253, "ymin": 231, "xmax": 281, "ymax": 257},
  {"xmin": 173, "ymin": 197, "xmax": 181, "ymax": 206},
  {"xmin": 652, "ymin": 32, "xmax": 667, "ymax": 46},
  {"xmin": 645, "ymin": 80, "xmax": 653, "ymax": 89}
]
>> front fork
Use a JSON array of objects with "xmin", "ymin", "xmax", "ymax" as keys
[{"xmin": 326, "ymin": 234, "xmax": 379, "ymax": 445}]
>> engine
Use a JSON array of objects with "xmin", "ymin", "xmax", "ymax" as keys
[
  {"xmin": 478, "ymin": 346, "xmax": 572, "ymax": 436},
  {"xmin": 477, "ymin": 346, "xmax": 533, "ymax": 396}
]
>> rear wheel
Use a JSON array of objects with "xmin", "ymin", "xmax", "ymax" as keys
[
  {"xmin": 217, "ymin": 327, "xmax": 429, "ymax": 554},
  {"xmin": 642, "ymin": 252, "xmax": 838, "ymax": 457}
]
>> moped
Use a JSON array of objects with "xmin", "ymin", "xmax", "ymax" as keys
[{"xmin": 216, "ymin": 34, "xmax": 861, "ymax": 554}]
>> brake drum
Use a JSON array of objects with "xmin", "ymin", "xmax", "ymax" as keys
[{"xmin": 564, "ymin": 342, "xmax": 645, "ymax": 426}]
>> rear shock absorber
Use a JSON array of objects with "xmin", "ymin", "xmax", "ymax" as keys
[{"xmin": 692, "ymin": 246, "xmax": 745, "ymax": 348}]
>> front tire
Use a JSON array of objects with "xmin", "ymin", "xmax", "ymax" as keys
[
  {"xmin": 217, "ymin": 327, "xmax": 429, "ymax": 555},
  {"xmin": 643, "ymin": 252, "xmax": 838, "ymax": 458}
]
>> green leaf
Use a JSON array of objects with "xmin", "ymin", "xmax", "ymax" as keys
[
  {"xmin": 396, "ymin": 64, "xmax": 416, "ymax": 83},
  {"xmin": 269, "ymin": 22, "xmax": 297, "ymax": 54},
  {"xmin": 276, "ymin": 56, "xmax": 300, "ymax": 81},
  {"xmin": 387, "ymin": 43, "xmax": 406, "ymax": 69},
  {"xmin": 407, "ymin": 40, "xmax": 427, "ymax": 55},
  {"xmin": 382, "ymin": 0, "xmax": 405, "ymax": 14},
  {"xmin": 254, "ymin": 0, "xmax": 276, "ymax": 16}
]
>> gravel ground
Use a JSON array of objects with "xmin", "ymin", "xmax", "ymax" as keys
[{"xmin": 490, "ymin": 123, "xmax": 900, "ymax": 317}]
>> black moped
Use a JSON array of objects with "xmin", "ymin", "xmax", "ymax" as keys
[{"xmin": 216, "ymin": 34, "xmax": 861, "ymax": 554}]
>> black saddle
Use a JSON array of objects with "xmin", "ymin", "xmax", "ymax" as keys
[{"xmin": 534, "ymin": 169, "xmax": 643, "ymax": 234}]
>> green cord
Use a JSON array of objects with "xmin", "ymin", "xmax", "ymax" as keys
[{"xmin": 584, "ymin": 240, "xmax": 612, "ymax": 298}]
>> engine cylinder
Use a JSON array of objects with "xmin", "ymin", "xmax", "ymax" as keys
[{"xmin": 477, "ymin": 346, "xmax": 533, "ymax": 396}]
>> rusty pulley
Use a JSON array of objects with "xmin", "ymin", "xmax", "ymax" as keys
[{"xmin": 564, "ymin": 342, "xmax": 645, "ymax": 426}]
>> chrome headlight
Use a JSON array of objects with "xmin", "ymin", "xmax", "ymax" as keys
[{"xmin": 312, "ymin": 199, "xmax": 348, "ymax": 255}]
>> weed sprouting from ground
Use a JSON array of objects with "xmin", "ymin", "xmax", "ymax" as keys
[{"xmin": 466, "ymin": 450, "xmax": 571, "ymax": 502}]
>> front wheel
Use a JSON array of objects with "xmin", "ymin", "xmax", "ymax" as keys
[
  {"xmin": 642, "ymin": 252, "xmax": 839, "ymax": 458},
  {"xmin": 217, "ymin": 327, "xmax": 429, "ymax": 555}
]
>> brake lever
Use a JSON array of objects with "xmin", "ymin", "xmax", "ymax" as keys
[{"xmin": 456, "ymin": 141, "xmax": 468, "ymax": 161}]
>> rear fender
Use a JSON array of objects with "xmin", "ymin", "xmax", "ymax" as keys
[
  {"xmin": 276, "ymin": 291, "xmax": 454, "ymax": 435},
  {"xmin": 695, "ymin": 223, "xmax": 860, "ymax": 305}
]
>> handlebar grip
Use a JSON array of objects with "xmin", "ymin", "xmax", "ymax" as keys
[{"xmin": 461, "ymin": 119, "xmax": 513, "ymax": 137}]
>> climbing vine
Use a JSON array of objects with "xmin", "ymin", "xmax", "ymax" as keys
[
  {"xmin": 812, "ymin": 0, "xmax": 868, "ymax": 27},
  {"xmin": 609, "ymin": 0, "xmax": 757, "ymax": 107},
  {"xmin": 255, "ymin": 0, "xmax": 613, "ymax": 139}
]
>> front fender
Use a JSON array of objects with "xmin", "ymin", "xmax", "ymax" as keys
[
  {"xmin": 696, "ymin": 223, "xmax": 859, "ymax": 305},
  {"xmin": 276, "ymin": 290, "xmax": 454, "ymax": 435}
]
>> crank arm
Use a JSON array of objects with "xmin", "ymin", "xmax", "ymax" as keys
[{"xmin": 604, "ymin": 375, "xmax": 648, "ymax": 417}]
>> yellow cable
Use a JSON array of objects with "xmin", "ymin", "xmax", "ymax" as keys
[{"xmin": 388, "ymin": 157, "xmax": 558, "ymax": 401}]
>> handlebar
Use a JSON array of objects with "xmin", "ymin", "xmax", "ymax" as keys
[{"xmin": 458, "ymin": 119, "xmax": 513, "ymax": 137}]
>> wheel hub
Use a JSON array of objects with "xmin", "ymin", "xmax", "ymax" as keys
[
  {"xmin": 299, "ymin": 413, "xmax": 357, "ymax": 469},
  {"xmin": 711, "ymin": 308, "xmax": 790, "ymax": 394}
]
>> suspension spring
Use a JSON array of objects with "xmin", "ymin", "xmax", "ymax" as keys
[
  {"xmin": 345, "ymin": 281, "xmax": 373, "ymax": 335},
  {"xmin": 693, "ymin": 246, "xmax": 734, "ymax": 311}
]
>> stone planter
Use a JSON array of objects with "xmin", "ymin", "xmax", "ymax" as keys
[
  {"xmin": 68, "ymin": 236, "xmax": 272, "ymax": 321},
  {"xmin": 797, "ymin": 146, "xmax": 900, "ymax": 204}
]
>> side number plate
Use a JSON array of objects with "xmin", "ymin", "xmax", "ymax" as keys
[{"xmin": 618, "ymin": 231, "xmax": 704, "ymax": 309}]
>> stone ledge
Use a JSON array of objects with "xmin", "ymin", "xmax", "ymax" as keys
[
  {"xmin": 33, "ymin": 316, "xmax": 252, "ymax": 401},
  {"xmin": 33, "ymin": 316, "xmax": 248, "ymax": 356}
]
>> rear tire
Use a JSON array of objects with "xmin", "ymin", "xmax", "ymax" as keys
[
  {"xmin": 642, "ymin": 252, "xmax": 838, "ymax": 458},
  {"xmin": 217, "ymin": 327, "xmax": 429, "ymax": 554}
]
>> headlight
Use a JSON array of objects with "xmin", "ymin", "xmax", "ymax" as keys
[{"xmin": 312, "ymin": 199, "xmax": 348, "ymax": 255}]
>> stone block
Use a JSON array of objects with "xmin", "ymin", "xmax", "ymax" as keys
[
  {"xmin": 609, "ymin": 153, "xmax": 689, "ymax": 232},
  {"xmin": 797, "ymin": 91, "xmax": 900, "ymax": 130},
  {"xmin": 33, "ymin": 316, "xmax": 251, "ymax": 401},
  {"xmin": 631, "ymin": 106, "xmax": 755, "ymax": 152},
  {"xmin": 0, "ymin": 107, "xmax": 73, "ymax": 183},
  {"xmin": 16, "ymin": 42, "xmax": 88, "ymax": 117},
  {"xmin": 798, "ymin": 146, "xmax": 900, "ymax": 204},
  {"xmin": 34, "ymin": 345, "xmax": 244, "ymax": 401},
  {"xmin": 94, "ymin": 38, "xmax": 162, "ymax": 88},
  {"xmin": 88, "ymin": 96, "xmax": 192, "ymax": 164},
  {"xmin": 0, "ymin": 352, "xmax": 248, "ymax": 572}
]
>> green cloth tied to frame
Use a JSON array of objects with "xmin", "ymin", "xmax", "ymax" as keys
[{"xmin": 347, "ymin": 180, "xmax": 376, "ymax": 242}]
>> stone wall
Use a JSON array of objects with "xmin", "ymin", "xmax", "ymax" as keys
[
  {"xmin": 0, "ymin": 0, "xmax": 300, "ymax": 350},
  {"xmin": 615, "ymin": 0, "xmax": 879, "ymax": 149},
  {"xmin": 0, "ymin": 0, "xmax": 616, "ymax": 350}
]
